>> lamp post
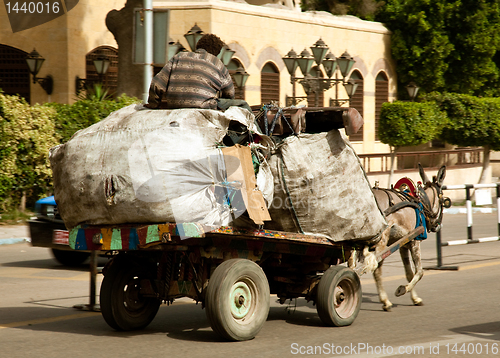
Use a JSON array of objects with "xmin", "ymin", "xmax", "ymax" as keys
[
  {"xmin": 406, "ymin": 82, "xmax": 419, "ymax": 101},
  {"xmin": 183, "ymin": 23, "xmax": 204, "ymax": 52},
  {"xmin": 282, "ymin": 40, "xmax": 357, "ymax": 107},
  {"xmin": 75, "ymin": 51, "xmax": 111, "ymax": 95},
  {"xmin": 233, "ymin": 67, "xmax": 250, "ymax": 89},
  {"xmin": 25, "ymin": 49, "xmax": 53, "ymax": 95}
]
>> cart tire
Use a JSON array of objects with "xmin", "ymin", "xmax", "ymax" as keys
[
  {"xmin": 316, "ymin": 266, "xmax": 361, "ymax": 327},
  {"xmin": 51, "ymin": 248, "xmax": 90, "ymax": 266},
  {"xmin": 205, "ymin": 259, "xmax": 270, "ymax": 341},
  {"xmin": 100, "ymin": 257, "xmax": 160, "ymax": 331}
]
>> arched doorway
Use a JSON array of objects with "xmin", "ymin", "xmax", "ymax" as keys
[
  {"xmin": 375, "ymin": 71, "xmax": 389, "ymax": 141},
  {"xmin": 84, "ymin": 46, "xmax": 119, "ymax": 96},
  {"xmin": 260, "ymin": 62, "xmax": 280, "ymax": 105},
  {"xmin": 349, "ymin": 70, "xmax": 364, "ymax": 141},
  {"xmin": 0, "ymin": 44, "xmax": 30, "ymax": 102}
]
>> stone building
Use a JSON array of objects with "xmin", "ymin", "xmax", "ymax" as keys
[{"xmin": 0, "ymin": 0, "xmax": 486, "ymax": 191}]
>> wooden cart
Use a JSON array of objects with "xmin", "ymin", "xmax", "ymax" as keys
[{"xmin": 70, "ymin": 222, "xmax": 423, "ymax": 341}]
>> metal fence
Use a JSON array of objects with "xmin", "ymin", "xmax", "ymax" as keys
[{"xmin": 432, "ymin": 183, "xmax": 500, "ymax": 270}]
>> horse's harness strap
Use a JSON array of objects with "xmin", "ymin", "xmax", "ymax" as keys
[{"xmin": 383, "ymin": 201, "xmax": 420, "ymax": 216}]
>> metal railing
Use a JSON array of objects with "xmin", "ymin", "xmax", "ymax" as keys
[
  {"xmin": 358, "ymin": 148, "xmax": 483, "ymax": 174},
  {"xmin": 431, "ymin": 183, "xmax": 500, "ymax": 270}
]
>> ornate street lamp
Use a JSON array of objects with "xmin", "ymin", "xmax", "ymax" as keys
[
  {"xmin": 343, "ymin": 78, "xmax": 359, "ymax": 101},
  {"xmin": 310, "ymin": 38, "xmax": 329, "ymax": 66},
  {"xmin": 233, "ymin": 67, "xmax": 250, "ymax": 89},
  {"xmin": 283, "ymin": 49, "xmax": 299, "ymax": 76},
  {"xmin": 296, "ymin": 48, "xmax": 315, "ymax": 77},
  {"xmin": 25, "ymin": 49, "xmax": 53, "ymax": 95},
  {"xmin": 184, "ymin": 23, "xmax": 204, "ymax": 52},
  {"xmin": 167, "ymin": 39, "xmax": 186, "ymax": 60},
  {"xmin": 75, "ymin": 51, "xmax": 111, "ymax": 95},
  {"xmin": 336, "ymin": 50, "xmax": 355, "ymax": 79},
  {"xmin": 322, "ymin": 52, "xmax": 337, "ymax": 79},
  {"xmin": 218, "ymin": 45, "xmax": 235, "ymax": 66},
  {"xmin": 406, "ymin": 81, "xmax": 419, "ymax": 101},
  {"xmin": 282, "ymin": 39, "xmax": 356, "ymax": 107},
  {"xmin": 93, "ymin": 53, "xmax": 110, "ymax": 80}
]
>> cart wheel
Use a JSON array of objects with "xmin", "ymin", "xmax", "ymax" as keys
[
  {"xmin": 100, "ymin": 257, "xmax": 161, "ymax": 331},
  {"xmin": 205, "ymin": 259, "xmax": 270, "ymax": 341},
  {"xmin": 316, "ymin": 266, "xmax": 362, "ymax": 327}
]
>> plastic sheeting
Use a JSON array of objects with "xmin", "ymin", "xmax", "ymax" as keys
[
  {"xmin": 50, "ymin": 104, "xmax": 266, "ymax": 230},
  {"xmin": 266, "ymin": 130, "xmax": 387, "ymax": 243}
]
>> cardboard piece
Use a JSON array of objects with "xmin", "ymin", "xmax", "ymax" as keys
[{"xmin": 222, "ymin": 145, "xmax": 271, "ymax": 225}]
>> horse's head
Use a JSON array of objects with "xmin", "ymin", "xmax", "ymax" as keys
[{"xmin": 417, "ymin": 164, "xmax": 452, "ymax": 232}]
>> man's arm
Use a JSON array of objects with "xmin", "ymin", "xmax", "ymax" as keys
[
  {"xmin": 219, "ymin": 67, "xmax": 235, "ymax": 100},
  {"xmin": 146, "ymin": 62, "xmax": 172, "ymax": 108}
]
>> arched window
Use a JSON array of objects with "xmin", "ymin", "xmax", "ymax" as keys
[
  {"xmin": 85, "ymin": 46, "xmax": 119, "ymax": 96},
  {"xmin": 227, "ymin": 59, "xmax": 245, "ymax": 100},
  {"xmin": 375, "ymin": 71, "xmax": 389, "ymax": 141},
  {"xmin": 0, "ymin": 44, "xmax": 30, "ymax": 102},
  {"xmin": 260, "ymin": 62, "xmax": 279, "ymax": 105},
  {"xmin": 349, "ymin": 70, "xmax": 364, "ymax": 141},
  {"xmin": 307, "ymin": 65, "xmax": 324, "ymax": 107}
]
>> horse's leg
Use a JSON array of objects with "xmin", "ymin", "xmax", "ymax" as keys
[
  {"xmin": 373, "ymin": 260, "xmax": 392, "ymax": 311},
  {"xmin": 398, "ymin": 243, "xmax": 424, "ymax": 305},
  {"xmin": 395, "ymin": 240, "xmax": 424, "ymax": 303}
]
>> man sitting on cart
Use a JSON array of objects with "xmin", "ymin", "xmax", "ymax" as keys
[{"xmin": 145, "ymin": 33, "xmax": 251, "ymax": 112}]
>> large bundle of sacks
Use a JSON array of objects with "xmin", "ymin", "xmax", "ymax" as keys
[{"xmin": 50, "ymin": 104, "xmax": 386, "ymax": 243}]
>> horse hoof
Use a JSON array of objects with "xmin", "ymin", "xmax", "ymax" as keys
[
  {"xmin": 414, "ymin": 301, "xmax": 424, "ymax": 306},
  {"xmin": 383, "ymin": 305, "xmax": 392, "ymax": 312},
  {"xmin": 395, "ymin": 285, "xmax": 407, "ymax": 297}
]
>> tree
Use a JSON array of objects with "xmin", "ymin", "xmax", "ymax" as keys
[
  {"xmin": 379, "ymin": 101, "xmax": 447, "ymax": 184},
  {"xmin": 376, "ymin": 0, "xmax": 455, "ymax": 96},
  {"xmin": 377, "ymin": 0, "xmax": 500, "ymax": 97},
  {"xmin": 106, "ymin": 0, "xmax": 144, "ymax": 99},
  {"xmin": 445, "ymin": 0, "xmax": 500, "ymax": 96},
  {"xmin": 424, "ymin": 93, "xmax": 500, "ymax": 183}
]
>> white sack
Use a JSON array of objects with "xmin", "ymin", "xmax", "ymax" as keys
[
  {"xmin": 50, "ymin": 105, "xmax": 261, "ymax": 229},
  {"xmin": 266, "ymin": 129, "xmax": 387, "ymax": 243}
]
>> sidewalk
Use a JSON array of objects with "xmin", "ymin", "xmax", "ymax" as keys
[{"xmin": 0, "ymin": 223, "xmax": 30, "ymax": 245}]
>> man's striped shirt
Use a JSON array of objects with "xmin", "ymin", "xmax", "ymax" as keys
[{"xmin": 147, "ymin": 49, "xmax": 235, "ymax": 109}]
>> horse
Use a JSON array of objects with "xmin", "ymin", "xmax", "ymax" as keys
[{"xmin": 358, "ymin": 164, "xmax": 449, "ymax": 311}]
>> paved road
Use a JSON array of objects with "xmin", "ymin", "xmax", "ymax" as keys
[{"xmin": 0, "ymin": 212, "xmax": 499, "ymax": 358}]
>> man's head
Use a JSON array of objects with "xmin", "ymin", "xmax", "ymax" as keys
[{"xmin": 196, "ymin": 34, "xmax": 225, "ymax": 57}]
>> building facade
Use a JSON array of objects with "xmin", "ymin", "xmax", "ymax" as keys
[{"xmin": 0, "ymin": 0, "xmax": 125, "ymax": 105}]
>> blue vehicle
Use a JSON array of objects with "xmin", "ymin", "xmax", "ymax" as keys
[{"xmin": 29, "ymin": 196, "xmax": 90, "ymax": 266}]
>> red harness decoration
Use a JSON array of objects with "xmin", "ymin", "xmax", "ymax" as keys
[{"xmin": 394, "ymin": 177, "xmax": 417, "ymax": 197}]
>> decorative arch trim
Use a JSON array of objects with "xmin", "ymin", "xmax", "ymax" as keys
[
  {"xmin": 371, "ymin": 58, "xmax": 395, "ymax": 79},
  {"xmin": 227, "ymin": 43, "xmax": 251, "ymax": 69},
  {"xmin": 255, "ymin": 46, "xmax": 284, "ymax": 72}
]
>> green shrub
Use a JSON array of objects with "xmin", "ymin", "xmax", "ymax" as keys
[
  {"xmin": 423, "ymin": 92, "xmax": 500, "ymax": 150},
  {"xmin": 379, "ymin": 101, "xmax": 448, "ymax": 147},
  {"xmin": 0, "ymin": 92, "xmax": 139, "ymax": 213},
  {"xmin": 49, "ymin": 94, "xmax": 139, "ymax": 143},
  {"xmin": 0, "ymin": 93, "xmax": 60, "ymax": 211}
]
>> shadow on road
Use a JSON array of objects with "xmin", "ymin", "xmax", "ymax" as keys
[{"xmin": 450, "ymin": 321, "xmax": 500, "ymax": 342}]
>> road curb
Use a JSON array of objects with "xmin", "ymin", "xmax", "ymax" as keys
[
  {"xmin": 444, "ymin": 207, "xmax": 497, "ymax": 214},
  {"xmin": 0, "ymin": 238, "xmax": 30, "ymax": 245}
]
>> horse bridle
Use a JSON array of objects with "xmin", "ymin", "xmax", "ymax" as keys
[{"xmin": 417, "ymin": 181, "xmax": 450, "ymax": 232}]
